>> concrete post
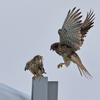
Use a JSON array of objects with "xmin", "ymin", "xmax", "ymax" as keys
[
  {"xmin": 31, "ymin": 77, "xmax": 58, "ymax": 100},
  {"xmin": 48, "ymin": 81, "xmax": 58, "ymax": 100},
  {"xmin": 31, "ymin": 77, "xmax": 48, "ymax": 100}
]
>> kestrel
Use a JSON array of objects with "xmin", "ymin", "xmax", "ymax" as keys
[
  {"xmin": 24, "ymin": 55, "xmax": 46, "ymax": 78},
  {"xmin": 50, "ymin": 7, "xmax": 95, "ymax": 79}
]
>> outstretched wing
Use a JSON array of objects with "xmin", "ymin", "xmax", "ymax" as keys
[
  {"xmin": 59, "ymin": 7, "xmax": 82, "ymax": 51},
  {"xmin": 80, "ymin": 10, "xmax": 95, "ymax": 43},
  {"xmin": 59, "ymin": 7, "xmax": 95, "ymax": 51}
]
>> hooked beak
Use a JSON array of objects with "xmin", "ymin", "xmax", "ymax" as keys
[
  {"xmin": 24, "ymin": 67, "xmax": 27, "ymax": 71},
  {"xmin": 50, "ymin": 47, "xmax": 53, "ymax": 51},
  {"xmin": 38, "ymin": 55, "xmax": 43, "ymax": 61},
  {"xmin": 50, "ymin": 48, "xmax": 54, "ymax": 51},
  {"xmin": 24, "ymin": 65, "xmax": 28, "ymax": 71}
]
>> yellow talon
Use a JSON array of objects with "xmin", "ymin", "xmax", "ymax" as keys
[
  {"xmin": 58, "ymin": 63, "xmax": 65, "ymax": 68},
  {"xmin": 33, "ymin": 75, "xmax": 38, "ymax": 79}
]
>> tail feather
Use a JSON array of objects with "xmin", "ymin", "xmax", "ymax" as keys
[
  {"xmin": 77, "ymin": 65, "xmax": 82, "ymax": 76},
  {"xmin": 71, "ymin": 52, "xmax": 92, "ymax": 79}
]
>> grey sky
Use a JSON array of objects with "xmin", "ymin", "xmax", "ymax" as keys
[{"xmin": 0, "ymin": 0, "xmax": 100, "ymax": 100}]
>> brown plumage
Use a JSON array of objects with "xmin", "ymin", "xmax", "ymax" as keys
[
  {"xmin": 50, "ymin": 7, "xmax": 95, "ymax": 79},
  {"xmin": 24, "ymin": 55, "xmax": 46, "ymax": 78}
]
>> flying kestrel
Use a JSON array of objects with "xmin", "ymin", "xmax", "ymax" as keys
[
  {"xmin": 24, "ymin": 55, "xmax": 46, "ymax": 78},
  {"xmin": 50, "ymin": 7, "xmax": 95, "ymax": 79}
]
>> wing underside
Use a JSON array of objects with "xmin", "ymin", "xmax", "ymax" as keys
[{"xmin": 59, "ymin": 7, "xmax": 95, "ymax": 51}]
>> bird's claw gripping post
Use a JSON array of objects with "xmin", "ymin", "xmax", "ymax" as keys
[{"xmin": 33, "ymin": 75, "xmax": 38, "ymax": 79}]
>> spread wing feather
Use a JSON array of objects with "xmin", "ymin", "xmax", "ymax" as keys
[
  {"xmin": 81, "ymin": 10, "xmax": 95, "ymax": 40},
  {"xmin": 59, "ymin": 7, "xmax": 82, "ymax": 51},
  {"xmin": 59, "ymin": 7, "xmax": 95, "ymax": 51}
]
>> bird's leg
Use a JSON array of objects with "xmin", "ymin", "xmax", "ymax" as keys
[
  {"xmin": 33, "ymin": 75, "xmax": 38, "ymax": 79},
  {"xmin": 58, "ymin": 63, "xmax": 65, "ymax": 68}
]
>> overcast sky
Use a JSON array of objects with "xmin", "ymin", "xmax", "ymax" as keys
[{"xmin": 0, "ymin": 0, "xmax": 100, "ymax": 100}]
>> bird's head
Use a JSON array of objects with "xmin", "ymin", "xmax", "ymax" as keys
[
  {"xmin": 33, "ymin": 55, "xmax": 43, "ymax": 62},
  {"xmin": 24, "ymin": 62, "xmax": 30, "ymax": 71},
  {"xmin": 50, "ymin": 42, "xmax": 59, "ymax": 51}
]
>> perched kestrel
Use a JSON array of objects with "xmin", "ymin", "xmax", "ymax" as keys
[
  {"xmin": 50, "ymin": 7, "xmax": 95, "ymax": 79},
  {"xmin": 24, "ymin": 55, "xmax": 46, "ymax": 78}
]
